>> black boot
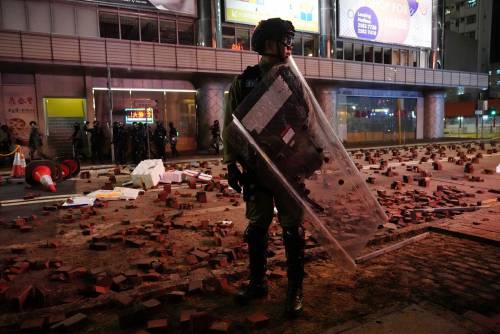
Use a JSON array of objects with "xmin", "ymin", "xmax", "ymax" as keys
[
  {"xmin": 283, "ymin": 225, "xmax": 305, "ymax": 318},
  {"xmin": 234, "ymin": 225, "xmax": 269, "ymax": 305}
]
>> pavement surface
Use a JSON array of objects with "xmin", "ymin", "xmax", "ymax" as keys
[{"xmin": 0, "ymin": 141, "xmax": 499, "ymax": 334}]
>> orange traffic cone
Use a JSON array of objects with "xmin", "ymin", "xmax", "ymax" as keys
[
  {"xmin": 25, "ymin": 160, "xmax": 57, "ymax": 192},
  {"xmin": 57, "ymin": 158, "xmax": 81, "ymax": 180},
  {"xmin": 10, "ymin": 146, "xmax": 26, "ymax": 177}
]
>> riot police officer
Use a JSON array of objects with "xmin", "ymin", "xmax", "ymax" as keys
[
  {"xmin": 71, "ymin": 122, "xmax": 84, "ymax": 159},
  {"xmin": 222, "ymin": 18, "xmax": 305, "ymax": 317},
  {"xmin": 153, "ymin": 121, "xmax": 167, "ymax": 160},
  {"xmin": 168, "ymin": 122, "xmax": 179, "ymax": 157},
  {"xmin": 113, "ymin": 121, "xmax": 127, "ymax": 164}
]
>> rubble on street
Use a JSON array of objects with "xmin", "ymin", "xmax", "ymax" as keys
[{"xmin": 0, "ymin": 141, "xmax": 498, "ymax": 334}]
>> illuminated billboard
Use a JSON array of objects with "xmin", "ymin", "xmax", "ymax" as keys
[
  {"xmin": 224, "ymin": 0, "xmax": 319, "ymax": 34},
  {"xmin": 125, "ymin": 107, "xmax": 154, "ymax": 124},
  {"xmin": 338, "ymin": 0, "xmax": 432, "ymax": 48},
  {"xmin": 82, "ymin": 0, "xmax": 196, "ymax": 16}
]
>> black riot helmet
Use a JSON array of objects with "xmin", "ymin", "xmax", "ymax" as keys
[{"xmin": 251, "ymin": 18, "xmax": 295, "ymax": 55}]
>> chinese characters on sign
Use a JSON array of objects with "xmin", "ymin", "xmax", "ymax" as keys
[
  {"xmin": 125, "ymin": 107, "xmax": 154, "ymax": 124},
  {"xmin": 2, "ymin": 85, "xmax": 37, "ymax": 146}
]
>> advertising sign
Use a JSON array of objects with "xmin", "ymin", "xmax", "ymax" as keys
[
  {"xmin": 338, "ymin": 0, "xmax": 432, "ymax": 48},
  {"xmin": 1, "ymin": 85, "xmax": 37, "ymax": 146},
  {"xmin": 125, "ymin": 107, "xmax": 154, "ymax": 124},
  {"xmin": 224, "ymin": 0, "xmax": 319, "ymax": 33},
  {"xmin": 82, "ymin": 0, "xmax": 196, "ymax": 16}
]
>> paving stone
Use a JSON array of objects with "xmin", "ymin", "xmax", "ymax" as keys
[
  {"xmin": 209, "ymin": 320, "xmax": 231, "ymax": 333},
  {"xmin": 19, "ymin": 317, "xmax": 46, "ymax": 334},
  {"xmin": 51, "ymin": 313, "xmax": 87, "ymax": 332},
  {"xmin": 147, "ymin": 318, "xmax": 168, "ymax": 333},
  {"xmin": 190, "ymin": 311, "xmax": 213, "ymax": 334},
  {"xmin": 246, "ymin": 312, "xmax": 269, "ymax": 329}
]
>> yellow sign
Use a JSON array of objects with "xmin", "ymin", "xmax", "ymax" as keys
[
  {"xmin": 45, "ymin": 98, "xmax": 85, "ymax": 117},
  {"xmin": 225, "ymin": 0, "xmax": 319, "ymax": 34}
]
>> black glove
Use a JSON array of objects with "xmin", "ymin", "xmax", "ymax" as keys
[{"xmin": 227, "ymin": 163, "xmax": 243, "ymax": 193}]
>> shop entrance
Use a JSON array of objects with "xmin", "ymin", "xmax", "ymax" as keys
[
  {"xmin": 339, "ymin": 96, "xmax": 417, "ymax": 144},
  {"xmin": 44, "ymin": 98, "xmax": 86, "ymax": 157}
]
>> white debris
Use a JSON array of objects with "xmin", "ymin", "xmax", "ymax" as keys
[
  {"xmin": 62, "ymin": 196, "xmax": 96, "ymax": 207},
  {"xmin": 160, "ymin": 170, "xmax": 184, "ymax": 183},
  {"xmin": 131, "ymin": 159, "xmax": 165, "ymax": 189}
]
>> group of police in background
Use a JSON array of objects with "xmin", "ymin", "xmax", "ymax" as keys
[{"xmin": 70, "ymin": 120, "xmax": 179, "ymax": 164}]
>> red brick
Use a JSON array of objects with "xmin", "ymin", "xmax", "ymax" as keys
[
  {"xmin": 19, "ymin": 317, "xmax": 46, "ymax": 334},
  {"xmin": 210, "ymin": 320, "xmax": 231, "ymax": 333},
  {"xmin": 179, "ymin": 309, "xmax": 196, "ymax": 327},
  {"xmin": 166, "ymin": 290, "xmax": 186, "ymax": 303},
  {"xmin": 113, "ymin": 294, "xmax": 134, "ymax": 308},
  {"xmin": 7, "ymin": 284, "xmax": 32, "ymax": 311},
  {"xmin": 246, "ymin": 312, "xmax": 269, "ymax": 329},
  {"xmin": 147, "ymin": 319, "xmax": 168, "ymax": 333},
  {"xmin": 190, "ymin": 311, "xmax": 213, "ymax": 334}
]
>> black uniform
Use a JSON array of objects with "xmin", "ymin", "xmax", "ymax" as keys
[
  {"xmin": 113, "ymin": 122, "xmax": 127, "ymax": 164},
  {"xmin": 222, "ymin": 18, "xmax": 305, "ymax": 318},
  {"xmin": 71, "ymin": 123, "xmax": 84, "ymax": 159},
  {"xmin": 87, "ymin": 121, "xmax": 104, "ymax": 163},
  {"xmin": 168, "ymin": 123, "xmax": 179, "ymax": 157},
  {"xmin": 209, "ymin": 120, "xmax": 221, "ymax": 155},
  {"xmin": 153, "ymin": 122, "xmax": 167, "ymax": 160}
]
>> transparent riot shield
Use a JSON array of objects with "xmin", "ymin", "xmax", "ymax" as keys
[{"xmin": 225, "ymin": 57, "xmax": 387, "ymax": 269}]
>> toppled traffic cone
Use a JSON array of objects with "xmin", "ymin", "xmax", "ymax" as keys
[
  {"xmin": 26, "ymin": 160, "xmax": 58, "ymax": 193},
  {"xmin": 10, "ymin": 146, "xmax": 26, "ymax": 177},
  {"xmin": 57, "ymin": 158, "xmax": 80, "ymax": 180}
]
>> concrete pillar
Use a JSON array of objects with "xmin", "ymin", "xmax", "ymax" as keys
[
  {"xmin": 314, "ymin": 84, "xmax": 337, "ymax": 132},
  {"xmin": 195, "ymin": 78, "xmax": 231, "ymax": 149},
  {"xmin": 319, "ymin": 0, "xmax": 333, "ymax": 58},
  {"xmin": 212, "ymin": 0, "xmax": 223, "ymax": 48},
  {"xmin": 423, "ymin": 91, "xmax": 445, "ymax": 139},
  {"xmin": 416, "ymin": 96, "xmax": 424, "ymax": 139},
  {"xmin": 197, "ymin": 0, "xmax": 212, "ymax": 47}
]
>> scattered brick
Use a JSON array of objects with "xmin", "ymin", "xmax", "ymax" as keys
[
  {"xmin": 147, "ymin": 319, "xmax": 169, "ymax": 333},
  {"xmin": 246, "ymin": 312, "xmax": 269, "ymax": 329},
  {"xmin": 190, "ymin": 311, "xmax": 213, "ymax": 334},
  {"xmin": 210, "ymin": 320, "xmax": 232, "ymax": 333}
]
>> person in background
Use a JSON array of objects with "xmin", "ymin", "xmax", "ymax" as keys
[
  {"xmin": 153, "ymin": 121, "xmax": 167, "ymax": 160},
  {"xmin": 209, "ymin": 119, "xmax": 222, "ymax": 155},
  {"xmin": 71, "ymin": 122, "xmax": 84, "ymax": 159},
  {"xmin": 86, "ymin": 121, "xmax": 104, "ymax": 163},
  {"xmin": 112, "ymin": 121, "xmax": 126, "ymax": 165},
  {"xmin": 168, "ymin": 122, "xmax": 179, "ymax": 157},
  {"xmin": 28, "ymin": 121, "xmax": 45, "ymax": 160},
  {"xmin": 0, "ymin": 124, "xmax": 13, "ymax": 166}
]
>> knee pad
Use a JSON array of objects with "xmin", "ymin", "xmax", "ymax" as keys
[
  {"xmin": 283, "ymin": 225, "xmax": 305, "ymax": 246},
  {"xmin": 243, "ymin": 224, "xmax": 268, "ymax": 245}
]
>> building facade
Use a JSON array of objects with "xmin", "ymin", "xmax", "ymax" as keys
[{"xmin": 0, "ymin": 0, "xmax": 489, "ymax": 158}]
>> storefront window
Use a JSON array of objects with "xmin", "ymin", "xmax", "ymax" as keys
[
  {"xmin": 400, "ymin": 50, "xmax": 409, "ymax": 66},
  {"xmin": 335, "ymin": 41, "xmax": 344, "ymax": 60},
  {"xmin": 364, "ymin": 46, "xmax": 373, "ymax": 62},
  {"xmin": 160, "ymin": 20, "xmax": 176, "ymax": 44},
  {"xmin": 99, "ymin": 12, "xmax": 119, "ymax": 39},
  {"xmin": 235, "ymin": 28, "xmax": 250, "ymax": 50},
  {"xmin": 93, "ymin": 89, "xmax": 197, "ymax": 151},
  {"xmin": 178, "ymin": 22, "xmax": 194, "ymax": 45},
  {"xmin": 392, "ymin": 49, "xmax": 400, "ymax": 65},
  {"xmin": 344, "ymin": 42, "xmax": 353, "ymax": 61},
  {"xmin": 383, "ymin": 48, "xmax": 391, "ymax": 64},
  {"xmin": 344, "ymin": 96, "xmax": 417, "ymax": 143},
  {"xmin": 140, "ymin": 17, "xmax": 158, "ymax": 42},
  {"xmin": 374, "ymin": 46, "xmax": 382, "ymax": 63},
  {"xmin": 121, "ymin": 15, "xmax": 139, "ymax": 40},
  {"xmin": 354, "ymin": 44, "xmax": 363, "ymax": 61},
  {"xmin": 222, "ymin": 25, "xmax": 235, "ymax": 49},
  {"xmin": 303, "ymin": 34, "xmax": 316, "ymax": 57},
  {"xmin": 292, "ymin": 33, "xmax": 302, "ymax": 56}
]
